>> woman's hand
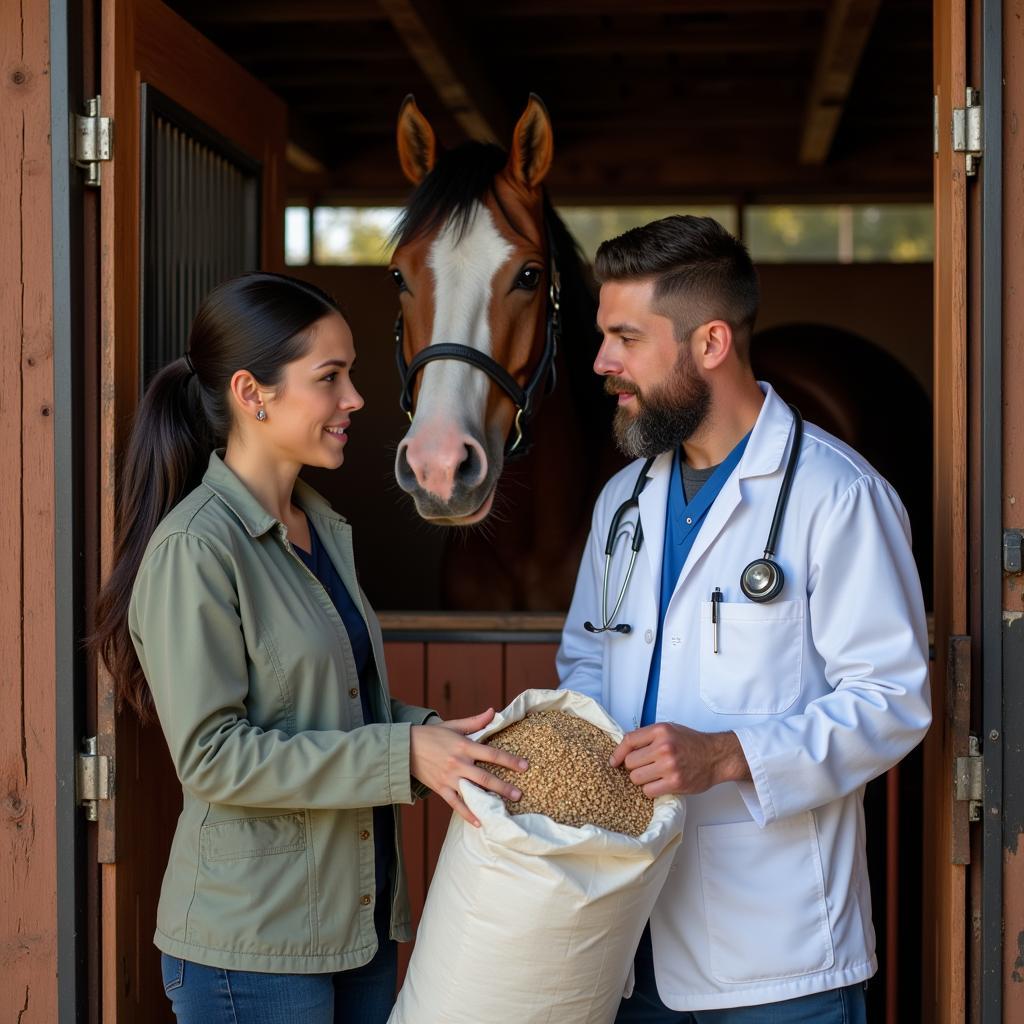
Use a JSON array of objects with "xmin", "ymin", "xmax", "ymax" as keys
[{"xmin": 410, "ymin": 708, "xmax": 529, "ymax": 827}]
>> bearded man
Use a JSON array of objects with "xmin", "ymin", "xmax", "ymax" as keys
[{"xmin": 556, "ymin": 215, "xmax": 931, "ymax": 1023}]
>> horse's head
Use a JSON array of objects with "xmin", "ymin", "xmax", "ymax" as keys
[{"xmin": 390, "ymin": 95, "xmax": 557, "ymax": 525}]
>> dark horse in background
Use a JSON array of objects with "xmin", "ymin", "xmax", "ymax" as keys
[
  {"xmin": 388, "ymin": 96, "xmax": 932, "ymax": 610},
  {"xmin": 389, "ymin": 95, "xmax": 616, "ymax": 609}
]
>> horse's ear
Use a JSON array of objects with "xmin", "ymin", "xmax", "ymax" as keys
[
  {"xmin": 506, "ymin": 94, "xmax": 554, "ymax": 192},
  {"xmin": 397, "ymin": 95, "xmax": 436, "ymax": 185}
]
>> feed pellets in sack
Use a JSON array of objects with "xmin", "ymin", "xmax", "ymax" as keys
[
  {"xmin": 388, "ymin": 688, "xmax": 686, "ymax": 1024},
  {"xmin": 485, "ymin": 710, "xmax": 654, "ymax": 836}
]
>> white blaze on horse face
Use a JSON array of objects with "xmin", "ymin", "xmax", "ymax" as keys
[{"xmin": 414, "ymin": 202, "xmax": 514, "ymax": 436}]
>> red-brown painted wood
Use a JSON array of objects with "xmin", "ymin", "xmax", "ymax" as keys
[
  {"xmin": 424, "ymin": 644, "xmax": 504, "ymax": 882},
  {"xmin": 503, "ymin": 643, "xmax": 560, "ymax": 705},
  {"xmin": 383, "ymin": 642, "xmax": 426, "ymax": 986}
]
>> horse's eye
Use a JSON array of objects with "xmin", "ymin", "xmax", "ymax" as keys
[
  {"xmin": 514, "ymin": 266, "xmax": 542, "ymax": 291},
  {"xmin": 390, "ymin": 268, "xmax": 408, "ymax": 292}
]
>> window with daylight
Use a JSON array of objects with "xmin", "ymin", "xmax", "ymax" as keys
[
  {"xmin": 743, "ymin": 204, "xmax": 934, "ymax": 263},
  {"xmin": 284, "ymin": 203, "xmax": 933, "ymax": 267}
]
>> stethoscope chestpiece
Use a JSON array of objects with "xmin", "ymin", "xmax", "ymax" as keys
[{"xmin": 740, "ymin": 557, "xmax": 785, "ymax": 603}]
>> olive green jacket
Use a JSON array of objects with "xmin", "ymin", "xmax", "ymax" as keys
[{"xmin": 129, "ymin": 452, "xmax": 436, "ymax": 973}]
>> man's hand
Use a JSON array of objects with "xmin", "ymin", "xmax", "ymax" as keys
[{"xmin": 609, "ymin": 723, "xmax": 751, "ymax": 798}]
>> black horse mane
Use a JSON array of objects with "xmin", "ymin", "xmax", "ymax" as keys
[{"xmin": 392, "ymin": 141, "xmax": 610, "ymax": 431}]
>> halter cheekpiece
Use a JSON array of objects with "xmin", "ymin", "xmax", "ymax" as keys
[{"xmin": 393, "ymin": 231, "xmax": 561, "ymax": 460}]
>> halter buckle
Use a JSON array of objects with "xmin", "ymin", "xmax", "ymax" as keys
[{"xmin": 508, "ymin": 407, "xmax": 525, "ymax": 455}]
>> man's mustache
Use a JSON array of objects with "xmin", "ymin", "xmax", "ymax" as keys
[{"xmin": 604, "ymin": 377, "xmax": 640, "ymax": 398}]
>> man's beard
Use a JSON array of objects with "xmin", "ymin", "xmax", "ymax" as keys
[{"xmin": 607, "ymin": 346, "xmax": 711, "ymax": 459}]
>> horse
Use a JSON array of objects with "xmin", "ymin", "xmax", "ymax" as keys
[{"xmin": 389, "ymin": 95, "xmax": 617, "ymax": 609}]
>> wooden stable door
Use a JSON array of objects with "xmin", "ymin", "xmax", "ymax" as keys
[{"xmin": 96, "ymin": 1, "xmax": 285, "ymax": 1019}]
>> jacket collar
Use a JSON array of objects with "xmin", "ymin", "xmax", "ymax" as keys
[{"xmin": 202, "ymin": 451, "xmax": 345, "ymax": 539}]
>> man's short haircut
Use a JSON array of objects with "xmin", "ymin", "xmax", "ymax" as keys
[{"xmin": 594, "ymin": 215, "xmax": 760, "ymax": 358}]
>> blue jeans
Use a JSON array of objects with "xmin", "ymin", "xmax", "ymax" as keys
[
  {"xmin": 616, "ymin": 927, "xmax": 867, "ymax": 1024},
  {"xmin": 160, "ymin": 940, "xmax": 397, "ymax": 1024}
]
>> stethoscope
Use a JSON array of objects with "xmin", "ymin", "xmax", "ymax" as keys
[{"xmin": 583, "ymin": 405, "xmax": 804, "ymax": 635}]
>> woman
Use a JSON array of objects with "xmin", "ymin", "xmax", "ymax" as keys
[{"xmin": 93, "ymin": 273, "xmax": 527, "ymax": 1023}]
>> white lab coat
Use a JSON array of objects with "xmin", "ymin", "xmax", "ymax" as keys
[{"xmin": 556, "ymin": 382, "xmax": 931, "ymax": 1011}]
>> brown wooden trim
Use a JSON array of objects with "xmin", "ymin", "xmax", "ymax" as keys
[
  {"xmin": 378, "ymin": 611, "xmax": 565, "ymax": 633},
  {"xmin": 0, "ymin": 0, "xmax": 58, "ymax": 1017},
  {"xmin": 922, "ymin": 0, "xmax": 969, "ymax": 1018}
]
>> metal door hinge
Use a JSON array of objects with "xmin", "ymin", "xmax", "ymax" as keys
[
  {"xmin": 1004, "ymin": 529, "xmax": 1023, "ymax": 574},
  {"xmin": 952, "ymin": 87, "xmax": 982, "ymax": 176},
  {"xmin": 954, "ymin": 734, "xmax": 983, "ymax": 823},
  {"xmin": 76, "ymin": 736, "xmax": 113, "ymax": 821},
  {"xmin": 72, "ymin": 96, "xmax": 113, "ymax": 187}
]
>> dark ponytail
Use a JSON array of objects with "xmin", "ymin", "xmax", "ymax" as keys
[{"xmin": 92, "ymin": 272, "xmax": 341, "ymax": 720}]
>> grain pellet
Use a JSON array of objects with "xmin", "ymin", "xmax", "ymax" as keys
[{"xmin": 482, "ymin": 710, "xmax": 654, "ymax": 837}]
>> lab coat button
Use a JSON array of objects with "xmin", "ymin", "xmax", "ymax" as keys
[
  {"xmin": 349, "ymin": 687, "xmax": 359, "ymax": 699},
  {"xmin": 359, "ymin": 830, "xmax": 370, "ymax": 841},
  {"xmin": 644, "ymin": 629, "xmax": 654, "ymax": 643},
  {"xmin": 360, "ymin": 895, "xmax": 372, "ymax": 906}
]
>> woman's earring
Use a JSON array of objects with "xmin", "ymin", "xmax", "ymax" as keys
[{"xmin": 256, "ymin": 408, "xmax": 267, "ymax": 422}]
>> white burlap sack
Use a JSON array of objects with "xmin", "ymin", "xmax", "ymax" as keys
[{"xmin": 388, "ymin": 688, "xmax": 685, "ymax": 1024}]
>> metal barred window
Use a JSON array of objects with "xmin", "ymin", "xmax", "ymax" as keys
[{"xmin": 140, "ymin": 86, "xmax": 261, "ymax": 387}]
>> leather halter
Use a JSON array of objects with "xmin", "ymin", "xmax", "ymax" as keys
[{"xmin": 394, "ymin": 247, "xmax": 561, "ymax": 460}]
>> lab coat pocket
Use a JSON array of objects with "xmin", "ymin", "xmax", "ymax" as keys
[
  {"xmin": 698, "ymin": 600, "xmax": 803, "ymax": 715},
  {"xmin": 697, "ymin": 814, "xmax": 835, "ymax": 984}
]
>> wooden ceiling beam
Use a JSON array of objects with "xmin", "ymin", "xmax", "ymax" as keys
[
  {"xmin": 478, "ymin": 0, "xmax": 826, "ymax": 14},
  {"xmin": 799, "ymin": 0, "xmax": 883, "ymax": 164},
  {"xmin": 375, "ymin": 0, "xmax": 511, "ymax": 144},
  {"xmin": 170, "ymin": 0, "xmax": 382, "ymax": 23},
  {"xmin": 289, "ymin": 134, "xmax": 930, "ymax": 203}
]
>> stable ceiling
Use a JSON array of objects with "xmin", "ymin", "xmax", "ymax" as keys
[{"xmin": 167, "ymin": 0, "xmax": 932, "ymax": 202}]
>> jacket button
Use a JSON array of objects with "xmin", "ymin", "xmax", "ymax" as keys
[
  {"xmin": 360, "ymin": 895, "xmax": 372, "ymax": 906},
  {"xmin": 349, "ymin": 687, "xmax": 359, "ymax": 699},
  {"xmin": 644, "ymin": 629, "xmax": 654, "ymax": 643},
  {"xmin": 360, "ymin": 830, "xmax": 370, "ymax": 841}
]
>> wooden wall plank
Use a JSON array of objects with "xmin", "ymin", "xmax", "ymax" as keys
[
  {"xmin": 0, "ymin": 0, "xmax": 57, "ymax": 1018},
  {"xmin": 423, "ymin": 643, "xmax": 503, "ymax": 881},
  {"xmin": 383, "ymin": 641, "xmax": 426, "ymax": 987},
  {"xmin": 503, "ymin": 643, "xmax": 560, "ymax": 706}
]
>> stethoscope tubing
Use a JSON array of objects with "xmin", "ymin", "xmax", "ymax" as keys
[{"xmin": 588, "ymin": 405, "xmax": 803, "ymax": 634}]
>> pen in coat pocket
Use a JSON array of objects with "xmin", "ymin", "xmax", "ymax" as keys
[{"xmin": 711, "ymin": 587, "xmax": 723, "ymax": 654}]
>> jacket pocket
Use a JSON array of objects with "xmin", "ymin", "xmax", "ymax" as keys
[
  {"xmin": 697, "ymin": 814, "xmax": 835, "ymax": 985},
  {"xmin": 188, "ymin": 812, "xmax": 314, "ymax": 955},
  {"xmin": 201, "ymin": 812, "xmax": 306, "ymax": 862},
  {"xmin": 698, "ymin": 599, "xmax": 803, "ymax": 715}
]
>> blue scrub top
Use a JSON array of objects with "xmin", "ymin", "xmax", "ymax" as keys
[{"xmin": 640, "ymin": 434, "xmax": 751, "ymax": 727}]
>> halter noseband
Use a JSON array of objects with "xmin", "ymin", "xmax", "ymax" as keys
[{"xmin": 394, "ymin": 243, "xmax": 561, "ymax": 461}]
